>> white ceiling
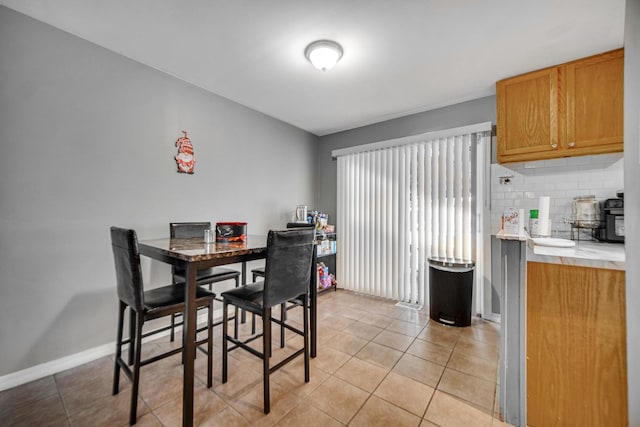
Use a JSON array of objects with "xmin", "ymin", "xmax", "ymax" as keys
[{"xmin": 0, "ymin": 0, "xmax": 625, "ymax": 136}]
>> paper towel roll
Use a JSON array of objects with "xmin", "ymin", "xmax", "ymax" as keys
[
  {"xmin": 538, "ymin": 196, "xmax": 550, "ymax": 237},
  {"xmin": 519, "ymin": 209, "xmax": 525, "ymax": 235}
]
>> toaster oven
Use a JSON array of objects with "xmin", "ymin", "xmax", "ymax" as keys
[{"xmin": 595, "ymin": 198, "xmax": 624, "ymax": 243}]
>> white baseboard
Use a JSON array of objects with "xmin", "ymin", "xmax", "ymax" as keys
[{"xmin": 0, "ymin": 308, "xmax": 224, "ymax": 392}]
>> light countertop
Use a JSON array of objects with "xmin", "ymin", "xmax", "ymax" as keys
[{"xmin": 526, "ymin": 240, "xmax": 625, "ymax": 270}]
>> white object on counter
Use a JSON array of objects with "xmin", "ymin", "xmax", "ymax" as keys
[
  {"xmin": 538, "ymin": 196, "xmax": 550, "ymax": 237},
  {"xmin": 518, "ymin": 209, "xmax": 525, "ymax": 235},
  {"xmin": 531, "ymin": 237, "xmax": 575, "ymax": 248}
]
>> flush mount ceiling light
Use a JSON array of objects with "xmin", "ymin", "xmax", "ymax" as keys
[{"xmin": 304, "ymin": 40, "xmax": 343, "ymax": 71}]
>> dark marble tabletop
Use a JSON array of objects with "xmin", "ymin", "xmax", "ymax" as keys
[{"xmin": 139, "ymin": 234, "xmax": 268, "ymax": 262}]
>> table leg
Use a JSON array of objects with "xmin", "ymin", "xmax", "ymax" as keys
[
  {"xmin": 311, "ymin": 250, "xmax": 317, "ymax": 358},
  {"xmin": 182, "ymin": 265, "xmax": 197, "ymax": 427},
  {"xmin": 241, "ymin": 262, "xmax": 247, "ymax": 323}
]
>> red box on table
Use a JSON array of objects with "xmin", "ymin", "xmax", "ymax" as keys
[{"xmin": 215, "ymin": 222, "xmax": 247, "ymax": 242}]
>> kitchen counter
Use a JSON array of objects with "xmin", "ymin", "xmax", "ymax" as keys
[
  {"xmin": 496, "ymin": 236, "xmax": 625, "ymax": 426},
  {"xmin": 527, "ymin": 240, "xmax": 625, "ymax": 270}
]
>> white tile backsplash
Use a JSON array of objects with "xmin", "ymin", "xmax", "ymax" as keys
[{"xmin": 490, "ymin": 153, "xmax": 623, "ymax": 238}]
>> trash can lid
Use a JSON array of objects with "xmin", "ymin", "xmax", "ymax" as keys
[{"xmin": 428, "ymin": 257, "xmax": 475, "ymax": 269}]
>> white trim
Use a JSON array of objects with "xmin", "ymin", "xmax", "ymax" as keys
[
  {"xmin": 0, "ymin": 343, "xmax": 114, "ymax": 392},
  {"xmin": 0, "ymin": 309, "xmax": 222, "ymax": 392},
  {"xmin": 331, "ymin": 121, "xmax": 492, "ymax": 158}
]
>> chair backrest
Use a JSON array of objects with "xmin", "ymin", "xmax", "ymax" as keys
[
  {"xmin": 170, "ymin": 222, "xmax": 211, "ymax": 239},
  {"xmin": 263, "ymin": 228, "xmax": 315, "ymax": 307},
  {"xmin": 110, "ymin": 227, "xmax": 144, "ymax": 312}
]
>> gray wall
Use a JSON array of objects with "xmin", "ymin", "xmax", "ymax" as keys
[
  {"xmin": 315, "ymin": 96, "xmax": 496, "ymax": 222},
  {"xmin": 0, "ymin": 7, "xmax": 317, "ymax": 376},
  {"xmin": 624, "ymin": 0, "xmax": 640, "ymax": 424}
]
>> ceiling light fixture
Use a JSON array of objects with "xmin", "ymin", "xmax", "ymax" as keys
[{"xmin": 304, "ymin": 40, "xmax": 343, "ymax": 71}]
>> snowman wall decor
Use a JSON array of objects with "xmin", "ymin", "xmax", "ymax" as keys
[{"xmin": 175, "ymin": 130, "xmax": 195, "ymax": 174}]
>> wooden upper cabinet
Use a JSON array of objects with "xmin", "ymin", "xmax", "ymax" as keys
[
  {"xmin": 564, "ymin": 49, "xmax": 624, "ymax": 153},
  {"xmin": 497, "ymin": 67, "xmax": 558, "ymax": 161},
  {"xmin": 497, "ymin": 48, "xmax": 623, "ymax": 163}
]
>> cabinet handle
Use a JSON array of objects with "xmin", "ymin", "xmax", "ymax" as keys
[
  {"xmin": 568, "ymin": 142, "xmax": 575, "ymax": 148},
  {"xmin": 551, "ymin": 143, "xmax": 558, "ymax": 149}
]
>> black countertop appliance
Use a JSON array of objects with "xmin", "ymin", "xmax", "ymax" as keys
[{"xmin": 595, "ymin": 198, "xmax": 624, "ymax": 243}]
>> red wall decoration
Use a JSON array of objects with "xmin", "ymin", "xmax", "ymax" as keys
[{"xmin": 175, "ymin": 130, "xmax": 195, "ymax": 174}]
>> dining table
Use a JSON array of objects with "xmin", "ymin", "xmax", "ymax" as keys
[{"xmin": 138, "ymin": 234, "xmax": 318, "ymax": 427}]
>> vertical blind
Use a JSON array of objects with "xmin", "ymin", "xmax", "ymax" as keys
[{"xmin": 335, "ymin": 125, "xmax": 490, "ymax": 306}]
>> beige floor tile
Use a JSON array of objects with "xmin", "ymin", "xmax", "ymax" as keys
[
  {"xmin": 271, "ymin": 357, "xmax": 329, "ymax": 399},
  {"xmin": 386, "ymin": 319, "xmax": 426, "ymax": 337},
  {"xmin": 58, "ymin": 371, "xmax": 120, "ymax": 416},
  {"xmin": 214, "ymin": 363, "xmax": 263, "ymax": 401},
  {"xmin": 350, "ymin": 395, "xmax": 421, "ymax": 427},
  {"xmin": 317, "ymin": 315, "xmax": 355, "ymax": 331},
  {"xmin": 55, "ymin": 356, "xmax": 114, "ymax": 390},
  {"xmin": 374, "ymin": 371, "xmax": 434, "ymax": 417},
  {"xmin": 424, "ymin": 391, "xmax": 493, "ymax": 427},
  {"xmin": 461, "ymin": 321, "xmax": 499, "ymax": 346},
  {"xmin": 492, "ymin": 418, "xmax": 515, "ymax": 427},
  {"xmin": 447, "ymin": 349, "xmax": 498, "ymax": 383},
  {"xmin": 334, "ymin": 357, "xmax": 389, "ymax": 393},
  {"xmin": 392, "ymin": 353, "xmax": 444, "ymax": 388},
  {"xmin": 355, "ymin": 342, "xmax": 403, "ymax": 369},
  {"xmin": 394, "ymin": 309, "xmax": 431, "ymax": 326},
  {"xmin": 339, "ymin": 307, "xmax": 373, "ymax": 322},
  {"xmin": 124, "ymin": 411, "xmax": 163, "ymax": 426},
  {"xmin": 274, "ymin": 403, "xmax": 343, "ymax": 427},
  {"xmin": 315, "ymin": 325, "xmax": 340, "ymax": 346},
  {"xmin": 311, "ymin": 346, "xmax": 351, "ymax": 374},
  {"xmin": 455, "ymin": 334, "xmax": 499, "ymax": 362},
  {"xmin": 342, "ymin": 321, "xmax": 384, "ymax": 340},
  {"xmin": 2, "ymin": 393, "xmax": 68, "ymax": 427},
  {"xmin": 325, "ymin": 330, "xmax": 369, "ymax": 355},
  {"xmin": 138, "ymin": 363, "xmax": 188, "ymax": 410},
  {"xmin": 0, "ymin": 376, "xmax": 59, "ymax": 411},
  {"xmin": 153, "ymin": 383, "xmax": 228, "ymax": 427},
  {"xmin": 372, "ymin": 329, "xmax": 415, "ymax": 352},
  {"xmin": 198, "ymin": 406, "xmax": 251, "ymax": 427},
  {"xmin": 416, "ymin": 324, "xmax": 461, "ymax": 349},
  {"xmin": 437, "ymin": 368, "xmax": 495, "ymax": 412},
  {"xmin": 305, "ymin": 376, "xmax": 369, "ymax": 424},
  {"xmin": 407, "ymin": 338, "xmax": 452, "ymax": 366},
  {"xmin": 227, "ymin": 381, "xmax": 300, "ymax": 427},
  {"xmin": 0, "ymin": 289, "xmax": 506, "ymax": 427},
  {"xmin": 357, "ymin": 312, "xmax": 394, "ymax": 329},
  {"xmin": 69, "ymin": 387, "xmax": 150, "ymax": 426}
]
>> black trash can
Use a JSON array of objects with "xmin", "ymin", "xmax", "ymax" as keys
[{"xmin": 428, "ymin": 257, "xmax": 475, "ymax": 327}]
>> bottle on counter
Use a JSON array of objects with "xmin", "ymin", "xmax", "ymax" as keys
[{"xmin": 529, "ymin": 209, "xmax": 539, "ymax": 237}]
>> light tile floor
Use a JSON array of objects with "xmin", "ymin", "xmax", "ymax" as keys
[{"xmin": 0, "ymin": 290, "xmax": 513, "ymax": 426}]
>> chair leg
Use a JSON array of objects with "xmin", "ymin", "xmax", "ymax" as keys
[
  {"xmin": 207, "ymin": 299, "xmax": 213, "ymax": 388},
  {"xmin": 170, "ymin": 313, "xmax": 176, "ymax": 342},
  {"xmin": 222, "ymin": 300, "xmax": 229, "ymax": 384},
  {"xmin": 234, "ymin": 276, "xmax": 239, "ymax": 339},
  {"xmin": 263, "ymin": 307, "xmax": 272, "ymax": 414},
  {"xmin": 113, "ymin": 301, "xmax": 126, "ymax": 395},
  {"xmin": 280, "ymin": 303, "xmax": 286, "ymax": 348},
  {"xmin": 128, "ymin": 308, "xmax": 135, "ymax": 366},
  {"xmin": 303, "ymin": 295, "xmax": 310, "ymax": 383},
  {"xmin": 129, "ymin": 313, "xmax": 144, "ymax": 425},
  {"xmin": 252, "ymin": 313, "xmax": 256, "ymax": 335}
]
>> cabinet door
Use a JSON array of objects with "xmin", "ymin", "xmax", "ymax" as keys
[
  {"xmin": 564, "ymin": 49, "xmax": 624, "ymax": 154},
  {"xmin": 526, "ymin": 262, "xmax": 627, "ymax": 427},
  {"xmin": 497, "ymin": 67, "xmax": 559, "ymax": 162}
]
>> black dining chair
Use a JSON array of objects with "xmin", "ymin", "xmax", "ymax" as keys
[
  {"xmin": 221, "ymin": 228, "xmax": 314, "ymax": 414},
  {"xmin": 250, "ymin": 223, "xmax": 314, "ymax": 340},
  {"xmin": 169, "ymin": 222, "xmax": 241, "ymax": 341},
  {"xmin": 110, "ymin": 226, "xmax": 215, "ymax": 425}
]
